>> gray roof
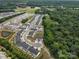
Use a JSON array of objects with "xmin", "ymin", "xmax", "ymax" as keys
[{"xmin": 28, "ymin": 47, "xmax": 39, "ymax": 55}]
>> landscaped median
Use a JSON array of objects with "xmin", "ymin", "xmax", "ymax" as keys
[
  {"xmin": 21, "ymin": 16, "xmax": 33, "ymax": 24},
  {"xmin": 0, "ymin": 12, "xmax": 25, "ymax": 23},
  {"xmin": 0, "ymin": 38, "xmax": 33, "ymax": 59}
]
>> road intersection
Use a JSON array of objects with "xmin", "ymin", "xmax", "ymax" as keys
[
  {"xmin": 15, "ymin": 14, "xmax": 44, "ymax": 57},
  {"xmin": 0, "ymin": 12, "xmax": 44, "ymax": 58}
]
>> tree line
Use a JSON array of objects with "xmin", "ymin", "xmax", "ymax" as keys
[{"xmin": 43, "ymin": 8, "xmax": 79, "ymax": 59}]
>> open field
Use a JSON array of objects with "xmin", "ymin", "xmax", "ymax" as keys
[{"xmin": 15, "ymin": 7, "xmax": 40, "ymax": 13}]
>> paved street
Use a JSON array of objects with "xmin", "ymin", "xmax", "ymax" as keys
[
  {"xmin": 2, "ymin": 13, "xmax": 34, "ymax": 26},
  {"xmin": 0, "ymin": 12, "xmax": 43, "ymax": 57},
  {"xmin": 15, "ymin": 14, "xmax": 43, "ymax": 57},
  {"xmin": 0, "ymin": 52, "xmax": 10, "ymax": 59},
  {"xmin": 0, "ymin": 13, "xmax": 34, "ymax": 30},
  {"xmin": 0, "ymin": 12, "xmax": 17, "ymax": 19}
]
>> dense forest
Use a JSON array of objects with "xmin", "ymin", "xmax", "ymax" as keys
[
  {"xmin": 1, "ymin": 0, "xmax": 79, "ymax": 8},
  {"xmin": 0, "ymin": 38, "xmax": 32, "ymax": 59},
  {"xmin": 27, "ymin": 1, "xmax": 79, "ymax": 7},
  {"xmin": 43, "ymin": 8, "xmax": 79, "ymax": 59}
]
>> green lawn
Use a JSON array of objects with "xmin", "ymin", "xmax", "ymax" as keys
[{"xmin": 15, "ymin": 7, "xmax": 40, "ymax": 13}]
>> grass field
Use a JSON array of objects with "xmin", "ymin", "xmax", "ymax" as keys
[{"xmin": 15, "ymin": 7, "xmax": 40, "ymax": 13}]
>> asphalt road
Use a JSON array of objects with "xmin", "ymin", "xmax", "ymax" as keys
[
  {"xmin": 0, "ymin": 12, "xmax": 17, "ymax": 19},
  {"xmin": 2, "ymin": 13, "xmax": 34, "ymax": 26},
  {"xmin": 15, "ymin": 15, "xmax": 43, "ymax": 57}
]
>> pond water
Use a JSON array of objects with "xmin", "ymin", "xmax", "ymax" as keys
[{"xmin": 1, "ymin": 31, "xmax": 11, "ymax": 37}]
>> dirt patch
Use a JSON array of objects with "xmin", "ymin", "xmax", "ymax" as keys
[{"xmin": 36, "ymin": 48, "xmax": 53, "ymax": 59}]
